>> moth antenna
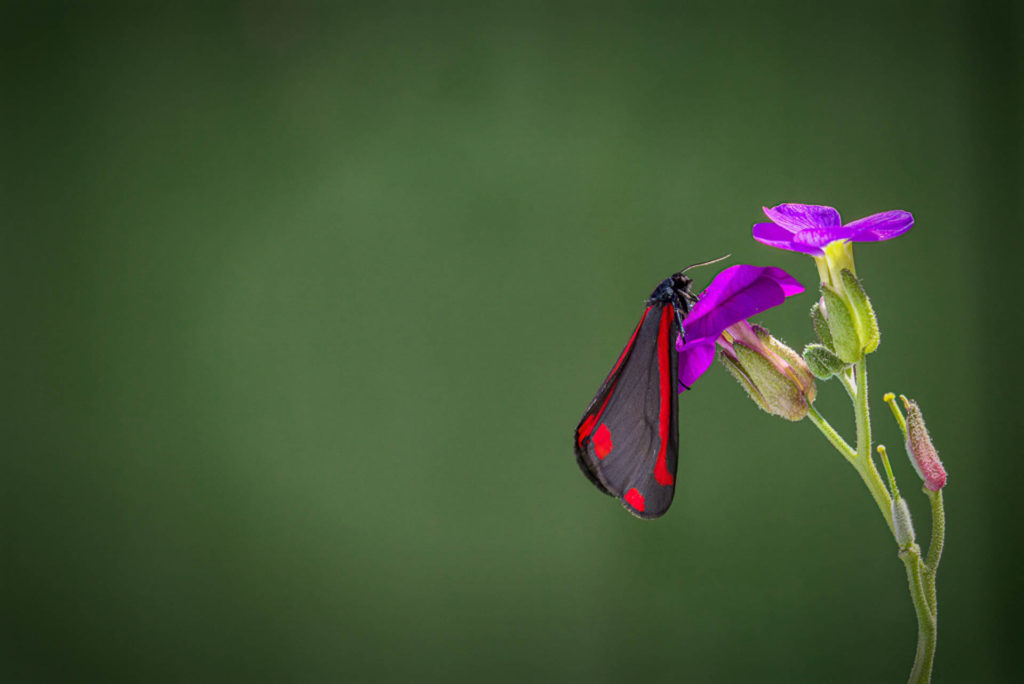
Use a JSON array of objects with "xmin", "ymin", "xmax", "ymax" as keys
[{"xmin": 682, "ymin": 254, "xmax": 731, "ymax": 273}]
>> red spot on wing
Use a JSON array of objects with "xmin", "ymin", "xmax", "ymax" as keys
[
  {"xmin": 593, "ymin": 424, "xmax": 613, "ymax": 459},
  {"xmin": 654, "ymin": 305, "xmax": 676, "ymax": 487},
  {"xmin": 625, "ymin": 488, "xmax": 646, "ymax": 512}
]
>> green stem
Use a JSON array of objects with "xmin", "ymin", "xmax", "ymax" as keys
[
  {"xmin": 839, "ymin": 367, "xmax": 857, "ymax": 401},
  {"xmin": 902, "ymin": 545, "xmax": 937, "ymax": 684},
  {"xmin": 923, "ymin": 489, "xmax": 945, "ymax": 615},
  {"xmin": 809, "ymin": 355, "xmax": 942, "ymax": 681},
  {"xmin": 854, "ymin": 458, "xmax": 895, "ymax": 535},
  {"xmin": 854, "ymin": 359, "xmax": 871, "ymax": 459},
  {"xmin": 851, "ymin": 358, "xmax": 894, "ymax": 534},
  {"xmin": 806, "ymin": 403, "xmax": 856, "ymax": 462},
  {"xmin": 806, "ymin": 401, "xmax": 893, "ymax": 535}
]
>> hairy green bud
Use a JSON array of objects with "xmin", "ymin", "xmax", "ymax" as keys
[
  {"xmin": 840, "ymin": 269, "xmax": 880, "ymax": 354},
  {"xmin": 803, "ymin": 343, "xmax": 847, "ymax": 379},
  {"xmin": 891, "ymin": 496, "xmax": 916, "ymax": 549}
]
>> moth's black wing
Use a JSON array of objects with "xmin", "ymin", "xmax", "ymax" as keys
[
  {"xmin": 573, "ymin": 307, "xmax": 650, "ymax": 496},
  {"xmin": 574, "ymin": 303, "xmax": 679, "ymax": 519}
]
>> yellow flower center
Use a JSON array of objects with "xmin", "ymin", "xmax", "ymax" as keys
[{"xmin": 813, "ymin": 240, "xmax": 856, "ymax": 288}]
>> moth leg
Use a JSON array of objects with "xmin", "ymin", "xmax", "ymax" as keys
[{"xmin": 674, "ymin": 307, "xmax": 687, "ymax": 340}]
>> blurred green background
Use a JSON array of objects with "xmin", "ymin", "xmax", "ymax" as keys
[{"xmin": 3, "ymin": 2, "xmax": 1021, "ymax": 682}]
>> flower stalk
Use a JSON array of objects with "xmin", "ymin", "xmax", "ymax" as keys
[
  {"xmin": 808, "ymin": 355, "xmax": 948, "ymax": 683},
  {"xmin": 752, "ymin": 203, "xmax": 947, "ymax": 682},
  {"xmin": 902, "ymin": 541, "xmax": 937, "ymax": 684},
  {"xmin": 807, "ymin": 359, "xmax": 894, "ymax": 534},
  {"xmin": 923, "ymin": 489, "xmax": 945, "ymax": 612}
]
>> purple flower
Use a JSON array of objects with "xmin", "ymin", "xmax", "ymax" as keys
[
  {"xmin": 753, "ymin": 204, "xmax": 914, "ymax": 256},
  {"xmin": 677, "ymin": 264, "xmax": 804, "ymax": 390}
]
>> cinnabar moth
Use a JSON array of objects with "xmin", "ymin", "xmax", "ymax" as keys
[{"xmin": 574, "ymin": 266, "xmax": 708, "ymax": 519}]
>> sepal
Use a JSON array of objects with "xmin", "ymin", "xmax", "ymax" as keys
[
  {"xmin": 719, "ymin": 349, "xmax": 774, "ymax": 415},
  {"xmin": 810, "ymin": 300, "xmax": 834, "ymax": 350},
  {"xmin": 820, "ymin": 284, "xmax": 862, "ymax": 363},
  {"xmin": 717, "ymin": 323, "xmax": 815, "ymax": 422},
  {"xmin": 803, "ymin": 343, "xmax": 847, "ymax": 379},
  {"xmin": 839, "ymin": 269, "xmax": 880, "ymax": 354},
  {"xmin": 753, "ymin": 326, "xmax": 817, "ymax": 403},
  {"xmin": 728, "ymin": 343, "xmax": 811, "ymax": 421}
]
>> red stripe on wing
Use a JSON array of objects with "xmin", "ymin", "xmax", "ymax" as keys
[
  {"xmin": 654, "ymin": 305, "xmax": 676, "ymax": 486},
  {"xmin": 609, "ymin": 306, "xmax": 651, "ymax": 377},
  {"xmin": 576, "ymin": 306, "xmax": 652, "ymax": 447}
]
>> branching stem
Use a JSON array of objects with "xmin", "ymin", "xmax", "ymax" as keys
[{"xmin": 807, "ymin": 356, "xmax": 944, "ymax": 682}]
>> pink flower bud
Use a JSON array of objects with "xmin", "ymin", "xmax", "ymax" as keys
[{"xmin": 904, "ymin": 399, "xmax": 946, "ymax": 491}]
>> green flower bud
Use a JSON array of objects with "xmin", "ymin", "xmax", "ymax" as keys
[
  {"xmin": 717, "ymin": 322, "xmax": 815, "ymax": 421},
  {"xmin": 839, "ymin": 269, "xmax": 880, "ymax": 354},
  {"xmin": 754, "ymin": 326, "xmax": 817, "ymax": 401},
  {"xmin": 802, "ymin": 343, "xmax": 847, "ymax": 379},
  {"xmin": 733, "ymin": 344, "xmax": 809, "ymax": 421},
  {"xmin": 820, "ymin": 284, "xmax": 862, "ymax": 363},
  {"xmin": 891, "ymin": 496, "xmax": 916, "ymax": 549},
  {"xmin": 810, "ymin": 300, "xmax": 834, "ymax": 351},
  {"xmin": 720, "ymin": 348, "xmax": 774, "ymax": 414}
]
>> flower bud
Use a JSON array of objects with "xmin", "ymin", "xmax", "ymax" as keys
[
  {"xmin": 802, "ymin": 343, "xmax": 847, "ymax": 379},
  {"xmin": 717, "ymin": 322, "xmax": 816, "ymax": 421},
  {"xmin": 904, "ymin": 399, "xmax": 947, "ymax": 491},
  {"xmin": 839, "ymin": 269, "xmax": 880, "ymax": 354},
  {"xmin": 820, "ymin": 284, "xmax": 862, "ymax": 363},
  {"xmin": 891, "ymin": 496, "xmax": 916, "ymax": 549},
  {"xmin": 754, "ymin": 326, "xmax": 816, "ymax": 396}
]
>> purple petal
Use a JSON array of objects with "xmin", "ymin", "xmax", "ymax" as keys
[
  {"xmin": 844, "ymin": 210, "xmax": 914, "ymax": 243},
  {"xmin": 792, "ymin": 226, "xmax": 852, "ymax": 251},
  {"xmin": 675, "ymin": 265, "xmax": 803, "ymax": 393},
  {"xmin": 763, "ymin": 204, "xmax": 842, "ymax": 232},
  {"xmin": 752, "ymin": 221, "xmax": 799, "ymax": 242},
  {"xmin": 686, "ymin": 281, "xmax": 785, "ymax": 340},
  {"xmin": 683, "ymin": 265, "xmax": 803, "ymax": 338},
  {"xmin": 676, "ymin": 339, "xmax": 717, "ymax": 390},
  {"xmin": 688, "ymin": 265, "xmax": 771, "ymax": 318},
  {"xmin": 752, "ymin": 221, "xmax": 810, "ymax": 253},
  {"xmin": 755, "ymin": 226, "xmax": 828, "ymax": 255},
  {"xmin": 761, "ymin": 266, "xmax": 805, "ymax": 296}
]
